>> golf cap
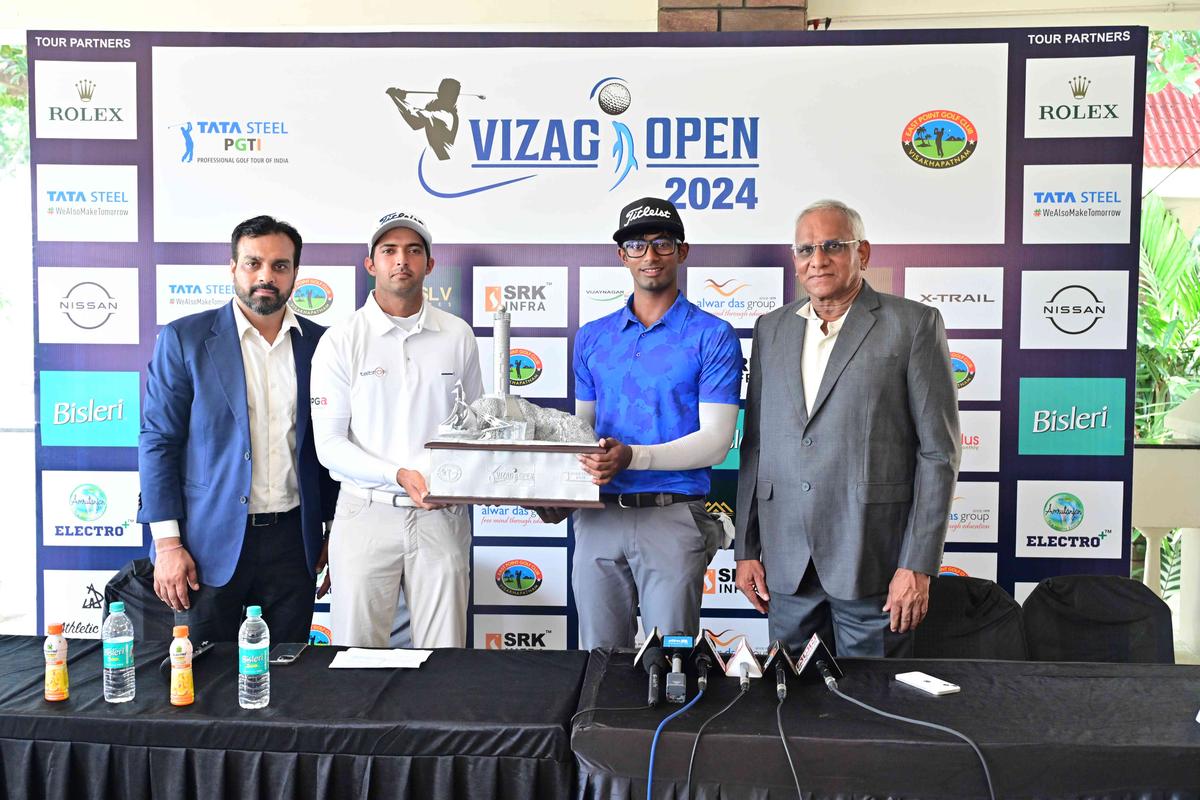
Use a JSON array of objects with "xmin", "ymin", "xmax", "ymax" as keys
[
  {"xmin": 612, "ymin": 197, "xmax": 685, "ymax": 244},
  {"xmin": 369, "ymin": 211, "xmax": 433, "ymax": 254}
]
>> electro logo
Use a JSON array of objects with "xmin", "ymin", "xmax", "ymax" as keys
[
  {"xmin": 1042, "ymin": 492, "xmax": 1084, "ymax": 532},
  {"xmin": 69, "ymin": 484, "xmax": 107, "ymax": 521},
  {"xmin": 950, "ymin": 352, "xmax": 975, "ymax": 389},
  {"xmin": 901, "ymin": 110, "xmax": 978, "ymax": 168},
  {"xmin": 508, "ymin": 348, "xmax": 543, "ymax": 387},
  {"xmin": 495, "ymin": 560, "xmax": 543, "ymax": 596},
  {"xmin": 59, "ymin": 281, "xmax": 118, "ymax": 329},
  {"xmin": 289, "ymin": 278, "xmax": 333, "ymax": 317}
]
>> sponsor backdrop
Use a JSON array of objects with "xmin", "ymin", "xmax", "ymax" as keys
[{"xmin": 27, "ymin": 27, "xmax": 1144, "ymax": 649}]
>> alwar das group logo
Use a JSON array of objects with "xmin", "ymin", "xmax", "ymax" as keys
[
  {"xmin": 901, "ymin": 110, "xmax": 978, "ymax": 168},
  {"xmin": 495, "ymin": 559, "xmax": 543, "ymax": 597}
]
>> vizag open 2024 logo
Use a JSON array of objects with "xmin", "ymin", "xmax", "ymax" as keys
[{"xmin": 386, "ymin": 75, "xmax": 760, "ymax": 211}]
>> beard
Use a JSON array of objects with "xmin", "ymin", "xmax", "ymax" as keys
[{"xmin": 236, "ymin": 281, "xmax": 290, "ymax": 316}]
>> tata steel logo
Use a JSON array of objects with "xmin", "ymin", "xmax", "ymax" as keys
[
  {"xmin": 901, "ymin": 110, "xmax": 978, "ymax": 169},
  {"xmin": 704, "ymin": 278, "xmax": 749, "ymax": 297},
  {"xmin": 289, "ymin": 278, "xmax": 333, "ymax": 317},
  {"xmin": 495, "ymin": 559, "xmax": 543, "ymax": 597},
  {"xmin": 508, "ymin": 348, "xmax": 543, "ymax": 387},
  {"xmin": 59, "ymin": 281, "xmax": 119, "ymax": 330},
  {"xmin": 950, "ymin": 352, "xmax": 976, "ymax": 389},
  {"xmin": 69, "ymin": 484, "xmax": 107, "ymax": 521},
  {"xmin": 172, "ymin": 118, "xmax": 291, "ymax": 164},
  {"xmin": 484, "ymin": 631, "xmax": 550, "ymax": 649},
  {"xmin": 1042, "ymin": 492, "xmax": 1084, "ymax": 532}
]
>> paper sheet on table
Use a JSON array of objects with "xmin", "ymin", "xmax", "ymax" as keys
[{"xmin": 328, "ymin": 648, "xmax": 434, "ymax": 669}]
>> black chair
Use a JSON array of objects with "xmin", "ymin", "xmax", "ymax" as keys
[
  {"xmin": 1021, "ymin": 575, "xmax": 1174, "ymax": 664},
  {"xmin": 104, "ymin": 558, "xmax": 176, "ymax": 643},
  {"xmin": 913, "ymin": 575, "xmax": 1027, "ymax": 659}
]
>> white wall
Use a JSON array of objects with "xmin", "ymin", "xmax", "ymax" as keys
[{"xmin": 807, "ymin": 0, "xmax": 1200, "ymax": 30}]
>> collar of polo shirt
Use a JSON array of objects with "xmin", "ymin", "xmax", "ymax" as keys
[
  {"xmin": 362, "ymin": 291, "xmax": 441, "ymax": 337},
  {"xmin": 618, "ymin": 290, "xmax": 690, "ymax": 332}
]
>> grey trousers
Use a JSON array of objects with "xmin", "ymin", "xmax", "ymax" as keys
[
  {"xmin": 769, "ymin": 562, "xmax": 914, "ymax": 659},
  {"xmin": 572, "ymin": 501, "xmax": 717, "ymax": 650}
]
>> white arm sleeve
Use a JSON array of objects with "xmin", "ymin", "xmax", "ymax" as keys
[{"xmin": 574, "ymin": 400, "xmax": 739, "ymax": 472}]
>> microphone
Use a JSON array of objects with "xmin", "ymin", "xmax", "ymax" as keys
[
  {"xmin": 775, "ymin": 661, "xmax": 788, "ymax": 700},
  {"xmin": 816, "ymin": 659, "xmax": 838, "ymax": 692},
  {"xmin": 738, "ymin": 661, "xmax": 750, "ymax": 692},
  {"xmin": 643, "ymin": 647, "xmax": 668, "ymax": 707},
  {"xmin": 694, "ymin": 653, "xmax": 712, "ymax": 693},
  {"xmin": 666, "ymin": 653, "xmax": 687, "ymax": 704}
]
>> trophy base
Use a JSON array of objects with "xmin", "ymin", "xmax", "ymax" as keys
[{"xmin": 425, "ymin": 440, "xmax": 604, "ymax": 508}]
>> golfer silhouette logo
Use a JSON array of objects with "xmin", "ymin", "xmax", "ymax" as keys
[
  {"xmin": 179, "ymin": 122, "xmax": 194, "ymax": 163},
  {"xmin": 387, "ymin": 78, "xmax": 473, "ymax": 161}
]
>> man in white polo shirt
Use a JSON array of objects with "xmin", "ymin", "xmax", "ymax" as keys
[{"xmin": 310, "ymin": 211, "xmax": 483, "ymax": 648}]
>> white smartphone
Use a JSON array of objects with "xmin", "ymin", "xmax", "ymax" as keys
[{"xmin": 895, "ymin": 671, "xmax": 960, "ymax": 696}]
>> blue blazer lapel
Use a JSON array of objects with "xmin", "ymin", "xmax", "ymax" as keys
[
  {"xmin": 205, "ymin": 304, "xmax": 250, "ymax": 436},
  {"xmin": 806, "ymin": 282, "xmax": 880, "ymax": 424}
]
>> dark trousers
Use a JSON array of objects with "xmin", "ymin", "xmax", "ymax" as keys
[
  {"xmin": 186, "ymin": 508, "xmax": 314, "ymax": 644},
  {"xmin": 769, "ymin": 562, "xmax": 914, "ymax": 659}
]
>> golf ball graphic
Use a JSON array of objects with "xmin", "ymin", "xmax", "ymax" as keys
[{"xmin": 598, "ymin": 82, "xmax": 631, "ymax": 115}]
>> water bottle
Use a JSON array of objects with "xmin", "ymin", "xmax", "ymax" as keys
[
  {"xmin": 169, "ymin": 625, "xmax": 194, "ymax": 706},
  {"xmin": 44, "ymin": 623, "xmax": 68, "ymax": 702},
  {"xmin": 238, "ymin": 605, "xmax": 270, "ymax": 709},
  {"xmin": 102, "ymin": 601, "xmax": 135, "ymax": 703}
]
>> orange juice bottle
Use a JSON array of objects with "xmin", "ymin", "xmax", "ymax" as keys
[
  {"xmin": 169, "ymin": 625, "xmax": 194, "ymax": 706},
  {"xmin": 44, "ymin": 623, "xmax": 68, "ymax": 701}
]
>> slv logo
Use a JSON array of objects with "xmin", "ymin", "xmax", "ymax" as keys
[
  {"xmin": 34, "ymin": 60, "xmax": 137, "ymax": 140},
  {"xmin": 1018, "ymin": 377, "xmax": 1126, "ymax": 456},
  {"xmin": 1016, "ymin": 480, "xmax": 1123, "ymax": 559},
  {"xmin": 39, "ymin": 371, "xmax": 140, "ymax": 447},
  {"xmin": 1025, "ymin": 56, "xmax": 1134, "ymax": 139},
  {"xmin": 1023, "ymin": 163, "xmax": 1131, "ymax": 245},
  {"xmin": 1019, "ymin": 271, "xmax": 1129, "ymax": 350}
]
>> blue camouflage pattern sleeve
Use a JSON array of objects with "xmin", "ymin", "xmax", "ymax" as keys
[{"xmin": 698, "ymin": 319, "xmax": 743, "ymax": 405}]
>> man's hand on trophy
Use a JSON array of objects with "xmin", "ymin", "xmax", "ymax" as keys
[
  {"xmin": 396, "ymin": 468, "xmax": 447, "ymax": 510},
  {"xmin": 578, "ymin": 437, "xmax": 633, "ymax": 485}
]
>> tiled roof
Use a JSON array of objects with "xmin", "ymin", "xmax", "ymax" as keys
[{"xmin": 1145, "ymin": 83, "xmax": 1200, "ymax": 168}]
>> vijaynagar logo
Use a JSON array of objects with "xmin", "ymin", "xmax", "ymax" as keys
[
  {"xmin": 950, "ymin": 352, "xmax": 976, "ymax": 389},
  {"xmin": 902, "ymin": 110, "xmax": 977, "ymax": 168}
]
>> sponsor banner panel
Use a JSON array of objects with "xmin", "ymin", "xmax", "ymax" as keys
[
  {"xmin": 905, "ymin": 267, "xmax": 1004, "ymax": 330},
  {"xmin": 423, "ymin": 265, "xmax": 463, "ymax": 316},
  {"xmin": 309, "ymin": 609, "xmax": 333, "ymax": 645},
  {"xmin": 288, "ymin": 266, "xmax": 357, "ymax": 327},
  {"xmin": 1018, "ymin": 377, "xmax": 1126, "ymax": 456},
  {"xmin": 701, "ymin": 549, "xmax": 756, "ymax": 610},
  {"xmin": 1015, "ymin": 480, "xmax": 1123, "ymax": 559},
  {"xmin": 472, "ymin": 614, "xmax": 568, "ymax": 650},
  {"xmin": 685, "ymin": 267, "xmax": 783, "ymax": 329},
  {"xmin": 579, "ymin": 267, "xmax": 631, "ymax": 325},
  {"xmin": 39, "ymin": 370, "xmax": 140, "ymax": 447},
  {"xmin": 471, "ymin": 266, "xmax": 569, "ymax": 329},
  {"xmin": 1022, "ymin": 163, "xmax": 1132, "ymax": 244},
  {"xmin": 156, "ymin": 264, "xmax": 236, "ymax": 324},
  {"xmin": 41, "ymin": 470, "xmax": 142, "ymax": 548},
  {"xmin": 36, "ymin": 163, "xmax": 138, "ymax": 242},
  {"xmin": 1019, "ymin": 269, "xmax": 1129, "ymax": 350},
  {"xmin": 1024, "ymin": 55, "xmax": 1135, "ymax": 139},
  {"xmin": 37, "ymin": 267, "xmax": 140, "ymax": 345},
  {"xmin": 946, "ymin": 481, "xmax": 999, "ymax": 544},
  {"xmin": 947, "ymin": 338, "xmax": 1002, "ymax": 403},
  {"xmin": 472, "ymin": 504, "xmax": 568, "ymax": 537},
  {"xmin": 476, "ymin": 336, "xmax": 568, "ymax": 398},
  {"xmin": 472, "ymin": 546, "xmax": 568, "ymax": 606},
  {"xmin": 957, "ymin": 410, "xmax": 1001, "ymax": 473},
  {"xmin": 939, "ymin": 551, "xmax": 998, "ymax": 581},
  {"xmin": 42, "ymin": 569, "xmax": 117, "ymax": 640},
  {"xmin": 34, "ymin": 59, "xmax": 138, "ymax": 140}
]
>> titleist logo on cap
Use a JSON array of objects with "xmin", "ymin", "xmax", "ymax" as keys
[
  {"xmin": 625, "ymin": 205, "xmax": 673, "ymax": 225},
  {"xmin": 379, "ymin": 211, "xmax": 426, "ymax": 227}
]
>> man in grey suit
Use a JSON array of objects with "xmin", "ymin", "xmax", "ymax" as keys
[{"xmin": 734, "ymin": 199, "xmax": 960, "ymax": 657}]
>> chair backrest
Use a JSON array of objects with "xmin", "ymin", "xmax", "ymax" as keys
[
  {"xmin": 1021, "ymin": 575, "xmax": 1174, "ymax": 664},
  {"xmin": 104, "ymin": 558, "xmax": 176, "ymax": 643},
  {"xmin": 913, "ymin": 575, "xmax": 1027, "ymax": 659}
]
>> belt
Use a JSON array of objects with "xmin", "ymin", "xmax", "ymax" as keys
[
  {"xmin": 248, "ymin": 507, "xmax": 300, "ymax": 527},
  {"xmin": 601, "ymin": 493, "xmax": 703, "ymax": 509},
  {"xmin": 340, "ymin": 483, "xmax": 417, "ymax": 508}
]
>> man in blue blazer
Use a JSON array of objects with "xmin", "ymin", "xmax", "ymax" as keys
[{"xmin": 138, "ymin": 215, "xmax": 337, "ymax": 644}]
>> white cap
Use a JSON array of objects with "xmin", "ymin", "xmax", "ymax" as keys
[{"xmin": 369, "ymin": 210, "xmax": 433, "ymax": 253}]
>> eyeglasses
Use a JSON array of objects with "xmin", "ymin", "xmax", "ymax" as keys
[
  {"xmin": 790, "ymin": 239, "xmax": 861, "ymax": 260},
  {"xmin": 621, "ymin": 238, "xmax": 679, "ymax": 258}
]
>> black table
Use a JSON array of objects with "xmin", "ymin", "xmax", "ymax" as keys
[
  {"xmin": 0, "ymin": 636, "xmax": 587, "ymax": 800},
  {"xmin": 572, "ymin": 649, "xmax": 1200, "ymax": 799}
]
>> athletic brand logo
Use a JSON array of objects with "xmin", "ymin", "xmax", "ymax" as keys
[
  {"xmin": 901, "ymin": 110, "xmax": 978, "ymax": 168},
  {"xmin": 495, "ymin": 559, "xmax": 543, "ymax": 596}
]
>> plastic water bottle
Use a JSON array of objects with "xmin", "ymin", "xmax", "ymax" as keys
[
  {"xmin": 102, "ymin": 601, "xmax": 135, "ymax": 703},
  {"xmin": 43, "ymin": 623, "xmax": 68, "ymax": 702},
  {"xmin": 238, "ymin": 605, "xmax": 270, "ymax": 709},
  {"xmin": 169, "ymin": 625, "xmax": 194, "ymax": 706}
]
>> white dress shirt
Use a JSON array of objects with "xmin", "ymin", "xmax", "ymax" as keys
[
  {"xmin": 797, "ymin": 301, "xmax": 846, "ymax": 414},
  {"xmin": 150, "ymin": 300, "xmax": 302, "ymax": 540},
  {"xmin": 310, "ymin": 292, "xmax": 484, "ymax": 490}
]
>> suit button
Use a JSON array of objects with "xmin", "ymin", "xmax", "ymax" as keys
[
  {"xmin": 243, "ymin": 451, "xmax": 251, "ymax": 460},
  {"xmin": 802, "ymin": 437, "xmax": 813, "ymax": 446},
  {"xmin": 801, "ymin": 482, "xmax": 811, "ymax": 492},
  {"xmin": 240, "ymin": 496, "xmax": 248, "ymax": 504}
]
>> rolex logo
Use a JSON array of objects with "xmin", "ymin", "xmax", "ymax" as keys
[
  {"xmin": 1068, "ymin": 75, "xmax": 1090, "ymax": 99},
  {"xmin": 76, "ymin": 80, "xmax": 95, "ymax": 102}
]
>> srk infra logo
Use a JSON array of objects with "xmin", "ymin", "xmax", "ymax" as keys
[{"xmin": 901, "ymin": 110, "xmax": 978, "ymax": 168}]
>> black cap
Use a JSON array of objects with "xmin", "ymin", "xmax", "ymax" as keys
[{"xmin": 613, "ymin": 197, "xmax": 685, "ymax": 244}]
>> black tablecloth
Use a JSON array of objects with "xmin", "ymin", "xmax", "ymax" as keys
[
  {"xmin": 0, "ymin": 635, "xmax": 587, "ymax": 800},
  {"xmin": 572, "ymin": 649, "xmax": 1200, "ymax": 800}
]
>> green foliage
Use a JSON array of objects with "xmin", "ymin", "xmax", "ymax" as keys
[
  {"xmin": 1148, "ymin": 30, "xmax": 1200, "ymax": 95},
  {"xmin": 1135, "ymin": 193, "xmax": 1200, "ymax": 442},
  {"xmin": 0, "ymin": 43, "xmax": 28, "ymax": 175}
]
